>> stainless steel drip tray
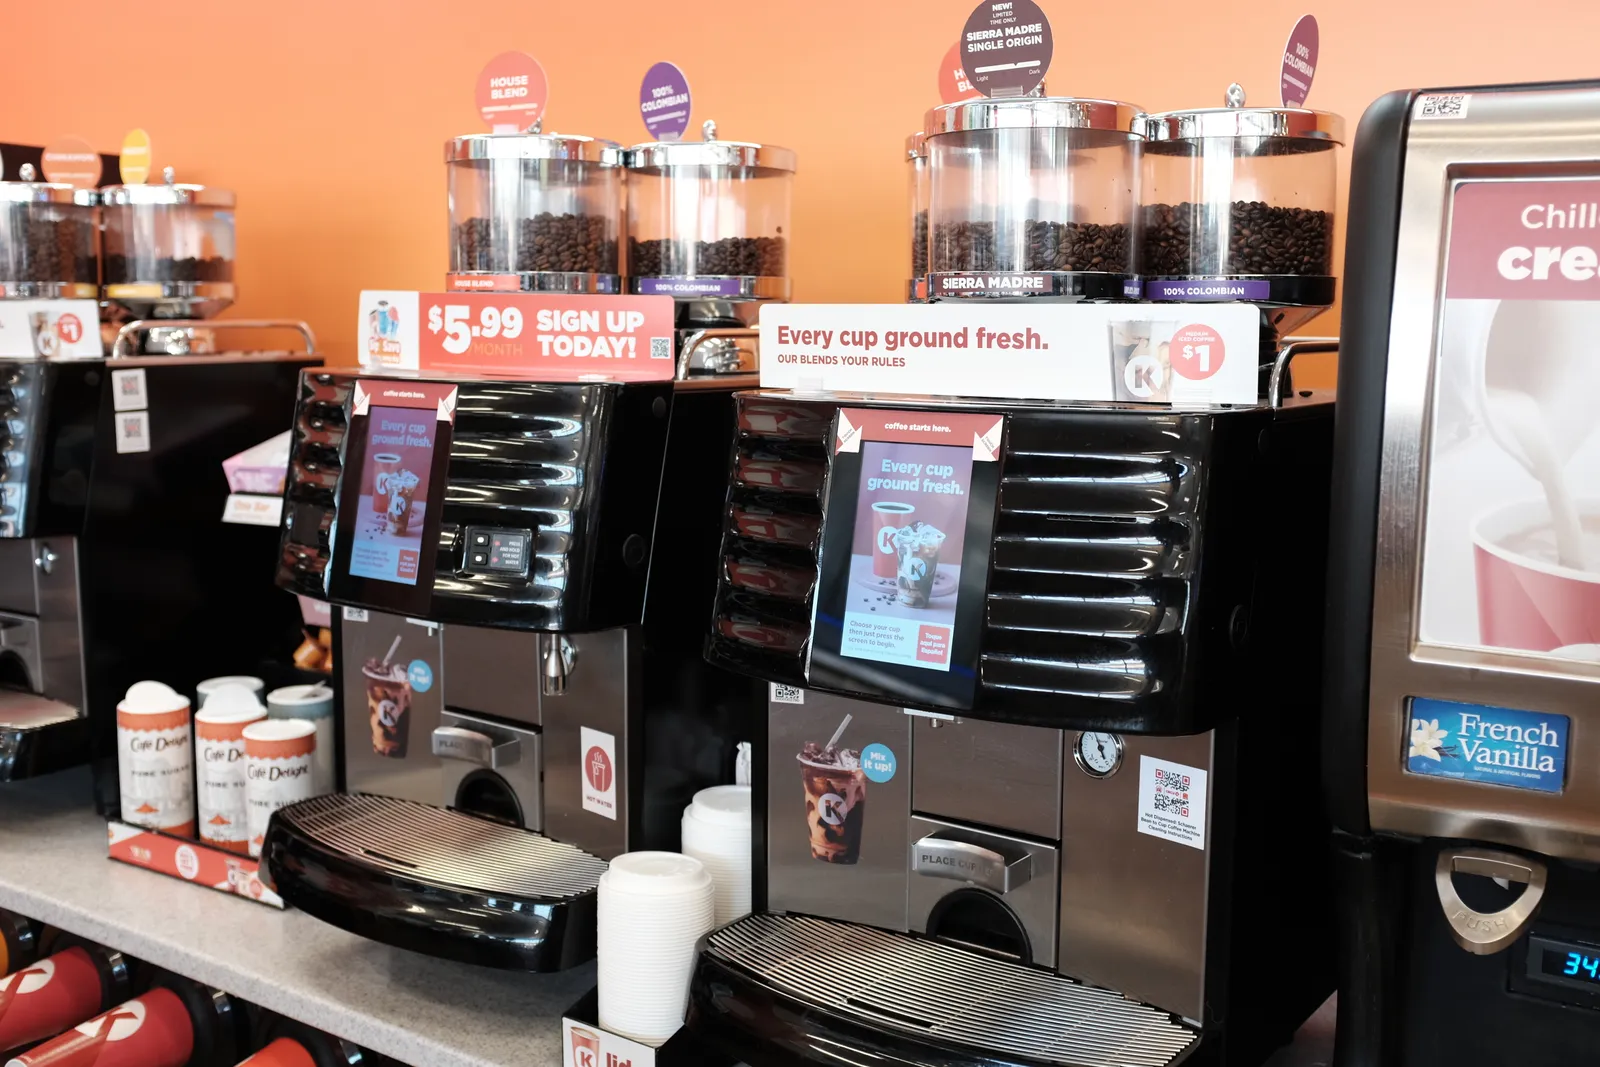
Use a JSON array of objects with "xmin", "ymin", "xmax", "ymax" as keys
[
  {"xmin": 690, "ymin": 914, "xmax": 1200, "ymax": 1067},
  {"xmin": 0, "ymin": 692, "xmax": 87, "ymax": 782},
  {"xmin": 261, "ymin": 793, "xmax": 606, "ymax": 972},
  {"xmin": 0, "ymin": 691, "xmax": 78, "ymax": 729}
]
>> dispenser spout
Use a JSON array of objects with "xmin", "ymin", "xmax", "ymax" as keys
[{"xmin": 542, "ymin": 635, "xmax": 576, "ymax": 697}]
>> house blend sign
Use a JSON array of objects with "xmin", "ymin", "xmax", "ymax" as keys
[{"xmin": 1406, "ymin": 697, "xmax": 1569, "ymax": 794}]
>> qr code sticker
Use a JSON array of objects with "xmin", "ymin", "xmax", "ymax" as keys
[
  {"xmin": 1152, "ymin": 792, "xmax": 1190, "ymax": 817},
  {"xmin": 650, "ymin": 336, "xmax": 673, "ymax": 360},
  {"xmin": 1416, "ymin": 94, "xmax": 1470, "ymax": 121},
  {"xmin": 770, "ymin": 683, "xmax": 804, "ymax": 704}
]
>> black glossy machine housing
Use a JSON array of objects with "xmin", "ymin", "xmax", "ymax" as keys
[
  {"xmin": 267, "ymin": 368, "xmax": 758, "ymax": 970},
  {"xmin": 0, "ymin": 353, "xmax": 313, "ymax": 801}
]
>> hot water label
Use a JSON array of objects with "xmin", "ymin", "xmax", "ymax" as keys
[
  {"xmin": 1404, "ymin": 697, "xmax": 1568, "ymax": 794},
  {"xmin": 580, "ymin": 726, "xmax": 618, "ymax": 820}
]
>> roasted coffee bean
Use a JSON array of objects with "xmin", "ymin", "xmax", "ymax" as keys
[
  {"xmin": 1138, "ymin": 201, "xmax": 1333, "ymax": 276},
  {"xmin": 103, "ymin": 254, "xmax": 231, "ymax": 284},
  {"xmin": 629, "ymin": 235, "xmax": 786, "ymax": 277},
  {"xmin": 912, "ymin": 210, "xmax": 929, "ymax": 277},
  {"xmin": 0, "ymin": 210, "xmax": 97, "ymax": 286},
  {"xmin": 453, "ymin": 213, "xmax": 618, "ymax": 275},
  {"xmin": 930, "ymin": 219, "xmax": 1130, "ymax": 273}
]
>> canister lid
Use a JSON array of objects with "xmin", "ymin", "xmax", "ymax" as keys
[
  {"xmin": 102, "ymin": 167, "xmax": 234, "ymax": 207},
  {"xmin": 925, "ymin": 97, "xmax": 1145, "ymax": 138},
  {"xmin": 906, "ymin": 132, "xmax": 928, "ymax": 161},
  {"xmin": 445, "ymin": 132, "xmax": 623, "ymax": 166},
  {"xmin": 1139, "ymin": 85, "xmax": 1344, "ymax": 150},
  {"xmin": 0, "ymin": 180, "xmax": 93, "ymax": 205},
  {"xmin": 626, "ymin": 119, "xmax": 796, "ymax": 175}
]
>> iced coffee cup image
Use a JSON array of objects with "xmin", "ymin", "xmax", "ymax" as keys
[
  {"xmin": 894, "ymin": 522, "xmax": 946, "ymax": 608},
  {"xmin": 370, "ymin": 453, "xmax": 402, "ymax": 513},
  {"xmin": 385, "ymin": 469, "xmax": 421, "ymax": 535},
  {"xmin": 364, "ymin": 636, "xmax": 412, "ymax": 758},
  {"xmin": 871, "ymin": 502, "xmax": 915, "ymax": 579},
  {"xmin": 798, "ymin": 719, "xmax": 867, "ymax": 864},
  {"xmin": 1474, "ymin": 498, "xmax": 1600, "ymax": 653}
]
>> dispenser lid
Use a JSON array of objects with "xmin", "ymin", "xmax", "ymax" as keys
[
  {"xmin": 626, "ymin": 119, "xmax": 796, "ymax": 175},
  {"xmin": 1139, "ymin": 84, "xmax": 1344, "ymax": 148},
  {"xmin": 906, "ymin": 132, "xmax": 927, "ymax": 160},
  {"xmin": 925, "ymin": 96, "xmax": 1144, "ymax": 138},
  {"xmin": 445, "ymin": 131, "xmax": 623, "ymax": 166},
  {"xmin": 0, "ymin": 180, "xmax": 94, "ymax": 206},
  {"xmin": 687, "ymin": 784, "xmax": 752, "ymax": 828},
  {"xmin": 102, "ymin": 167, "xmax": 234, "ymax": 207}
]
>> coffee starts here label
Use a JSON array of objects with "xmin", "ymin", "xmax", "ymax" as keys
[{"xmin": 960, "ymin": 0, "xmax": 1053, "ymax": 99}]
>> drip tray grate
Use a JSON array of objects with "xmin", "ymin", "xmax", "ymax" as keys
[
  {"xmin": 705, "ymin": 914, "xmax": 1200, "ymax": 1067},
  {"xmin": 276, "ymin": 793, "xmax": 609, "ymax": 898}
]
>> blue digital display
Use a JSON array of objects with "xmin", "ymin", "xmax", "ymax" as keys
[
  {"xmin": 1531, "ymin": 936, "xmax": 1600, "ymax": 993},
  {"xmin": 1545, "ymin": 949, "xmax": 1600, "ymax": 983}
]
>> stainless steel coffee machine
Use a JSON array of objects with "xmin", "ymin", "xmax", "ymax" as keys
[
  {"xmin": 683, "ymin": 353, "xmax": 1339, "ymax": 1065},
  {"xmin": 264, "ymin": 362, "xmax": 765, "ymax": 971},
  {"xmin": 1326, "ymin": 79, "xmax": 1600, "ymax": 1066},
  {"xmin": 0, "ymin": 325, "xmax": 318, "ymax": 803}
]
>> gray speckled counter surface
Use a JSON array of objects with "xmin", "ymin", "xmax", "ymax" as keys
[{"xmin": 0, "ymin": 768, "xmax": 592, "ymax": 1067}]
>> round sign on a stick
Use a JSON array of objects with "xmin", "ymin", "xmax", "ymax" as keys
[
  {"xmin": 1281, "ymin": 14, "xmax": 1319, "ymax": 108},
  {"xmin": 938, "ymin": 41, "xmax": 984, "ymax": 105},
  {"xmin": 475, "ymin": 52, "xmax": 548, "ymax": 132},
  {"xmin": 40, "ymin": 136, "xmax": 100, "ymax": 189},
  {"xmin": 120, "ymin": 128, "xmax": 152, "ymax": 184},
  {"xmin": 959, "ymin": 0, "xmax": 1053, "ymax": 99},
  {"xmin": 639, "ymin": 61, "xmax": 692, "ymax": 141}
]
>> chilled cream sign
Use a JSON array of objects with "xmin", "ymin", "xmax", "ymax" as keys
[{"xmin": 1405, "ymin": 697, "xmax": 1569, "ymax": 794}]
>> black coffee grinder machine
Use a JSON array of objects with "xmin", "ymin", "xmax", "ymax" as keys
[
  {"xmin": 260, "ymin": 125, "xmax": 791, "ymax": 972},
  {"xmin": 1326, "ymin": 79, "xmax": 1600, "ymax": 1066}
]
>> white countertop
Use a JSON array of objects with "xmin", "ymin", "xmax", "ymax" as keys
[
  {"xmin": 0, "ymin": 767, "xmax": 1333, "ymax": 1067},
  {"xmin": 0, "ymin": 768, "xmax": 593, "ymax": 1067}
]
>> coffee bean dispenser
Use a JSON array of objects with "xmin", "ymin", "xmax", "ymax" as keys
[
  {"xmin": 624, "ymin": 121, "xmax": 794, "ymax": 304},
  {"xmin": 446, "ymin": 131, "xmax": 625, "ymax": 294},
  {"xmin": 924, "ymin": 97, "xmax": 1142, "ymax": 301},
  {"xmin": 907, "ymin": 132, "xmax": 929, "ymax": 302},
  {"xmin": 0, "ymin": 165, "xmax": 98, "ymax": 300},
  {"xmin": 1136, "ymin": 85, "xmax": 1344, "ymax": 335},
  {"xmin": 101, "ymin": 168, "xmax": 235, "ymax": 321}
]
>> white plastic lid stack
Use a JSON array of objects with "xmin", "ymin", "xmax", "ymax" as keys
[
  {"xmin": 193, "ymin": 683, "xmax": 266, "ymax": 722},
  {"xmin": 197, "ymin": 675, "xmax": 265, "ymax": 704},
  {"xmin": 681, "ymin": 785, "xmax": 753, "ymax": 926},
  {"xmin": 120, "ymin": 681, "xmax": 189, "ymax": 713},
  {"xmin": 597, "ymin": 851, "xmax": 716, "ymax": 1046}
]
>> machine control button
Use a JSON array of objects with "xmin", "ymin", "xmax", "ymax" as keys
[
  {"xmin": 461, "ymin": 526, "xmax": 533, "ymax": 576},
  {"xmin": 913, "ymin": 834, "xmax": 1033, "ymax": 894}
]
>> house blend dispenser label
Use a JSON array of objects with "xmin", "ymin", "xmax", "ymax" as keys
[{"xmin": 1405, "ymin": 697, "xmax": 1569, "ymax": 794}]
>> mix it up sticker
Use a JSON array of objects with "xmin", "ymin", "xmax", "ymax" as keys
[
  {"xmin": 476, "ymin": 51, "xmax": 548, "ymax": 133},
  {"xmin": 1280, "ymin": 14, "xmax": 1319, "ymax": 108},
  {"xmin": 1136, "ymin": 756, "xmax": 1208, "ymax": 850},
  {"xmin": 639, "ymin": 61, "xmax": 692, "ymax": 140},
  {"xmin": 1406, "ymin": 696, "xmax": 1568, "ymax": 794},
  {"xmin": 960, "ymin": 0, "xmax": 1053, "ymax": 99},
  {"xmin": 580, "ymin": 725, "xmax": 618, "ymax": 820}
]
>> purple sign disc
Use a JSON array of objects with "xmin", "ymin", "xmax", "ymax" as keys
[
  {"xmin": 960, "ymin": 0, "xmax": 1053, "ymax": 99},
  {"xmin": 640, "ymin": 61, "xmax": 692, "ymax": 141},
  {"xmin": 1281, "ymin": 15, "xmax": 1319, "ymax": 108}
]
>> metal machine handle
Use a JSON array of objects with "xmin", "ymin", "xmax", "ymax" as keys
[
  {"xmin": 912, "ymin": 834, "xmax": 1033, "ymax": 894},
  {"xmin": 1268, "ymin": 335, "xmax": 1338, "ymax": 409},
  {"xmin": 431, "ymin": 726, "xmax": 521, "ymax": 769},
  {"xmin": 1434, "ymin": 846, "xmax": 1548, "ymax": 955},
  {"xmin": 678, "ymin": 327, "xmax": 759, "ymax": 379},
  {"xmin": 112, "ymin": 319, "xmax": 319, "ymax": 359}
]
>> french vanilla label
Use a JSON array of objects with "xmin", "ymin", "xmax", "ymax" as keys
[
  {"xmin": 196, "ymin": 715, "xmax": 264, "ymax": 854},
  {"xmin": 8, "ymin": 988, "xmax": 194, "ymax": 1067},
  {"xmin": 116, "ymin": 705, "xmax": 194, "ymax": 838},
  {"xmin": 243, "ymin": 729, "xmax": 316, "ymax": 859},
  {"xmin": 0, "ymin": 948, "xmax": 106, "ymax": 1052}
]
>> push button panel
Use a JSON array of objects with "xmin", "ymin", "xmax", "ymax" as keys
[{"xmin": 461, "ymin": 526, "xmax": 533, "ymax": 576}]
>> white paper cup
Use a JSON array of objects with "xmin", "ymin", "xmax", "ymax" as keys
[
  {"xmin": 243, "ymin": 718, "xmax": 317, "ymax": 858},
  {"xmin": 681, "ymin": 785, "xmax": 752, "ymax": 926},
  {"xmin": 597, "ymin": 852, "xmax": 715, "ymax": 1046},
  {"xmin": 116, "ymin": 681, "xmax": 194, "ymax": 836},
  {"xmin": 197, "ymin": 675, "xmax": 265, "ymax": 706},
  {"xmin": 267, "ymin": 683, "xmax": 336, "ymax": 795},
  {"xmin": 195, "ymin": 691, "xmax": 267, "ymax": 854}
]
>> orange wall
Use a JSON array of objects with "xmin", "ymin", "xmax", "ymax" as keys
[{"xmin": 8, "ymin": 0, "xmax": 1600, "ymax": 384}]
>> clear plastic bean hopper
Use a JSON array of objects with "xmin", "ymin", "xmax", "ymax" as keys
[
  {"xmin": 907, "ymin": 132, "xmax": 929, "ymax": 302},
  {"xmin": 924, "ymin": 97, "xmax": 1142, "ymax": 301},
  {"xmin": 0, "ymin": 164, "xmax": 98, "ymax": 301},
  {"xmin": 625, "ymin": 120, "xmax": 794, "ymax": 376},
  {"xmin": 1137, "ymin": 84, "xmax": 1344, "ymax": 337},
  {"xmin": 446, "ymin": 129, "xmax": 624, "ymax": 294},
  {"xmin": 101, "ymin": 167, "xmax": 236, "ymax": 354}
]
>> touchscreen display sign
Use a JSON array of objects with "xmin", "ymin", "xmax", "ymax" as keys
[
  {"xmin": 328, "ymin": 379, "xmax": 457, "ymax": 614},
  {"xmin": 808, "ymin": 408, "xmax": 1003, "ymax": 709}
]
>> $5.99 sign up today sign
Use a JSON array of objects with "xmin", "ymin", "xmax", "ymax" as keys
[{"xmin": 361, "ymin": 291, "xmax": 677, "ymax": 380}]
